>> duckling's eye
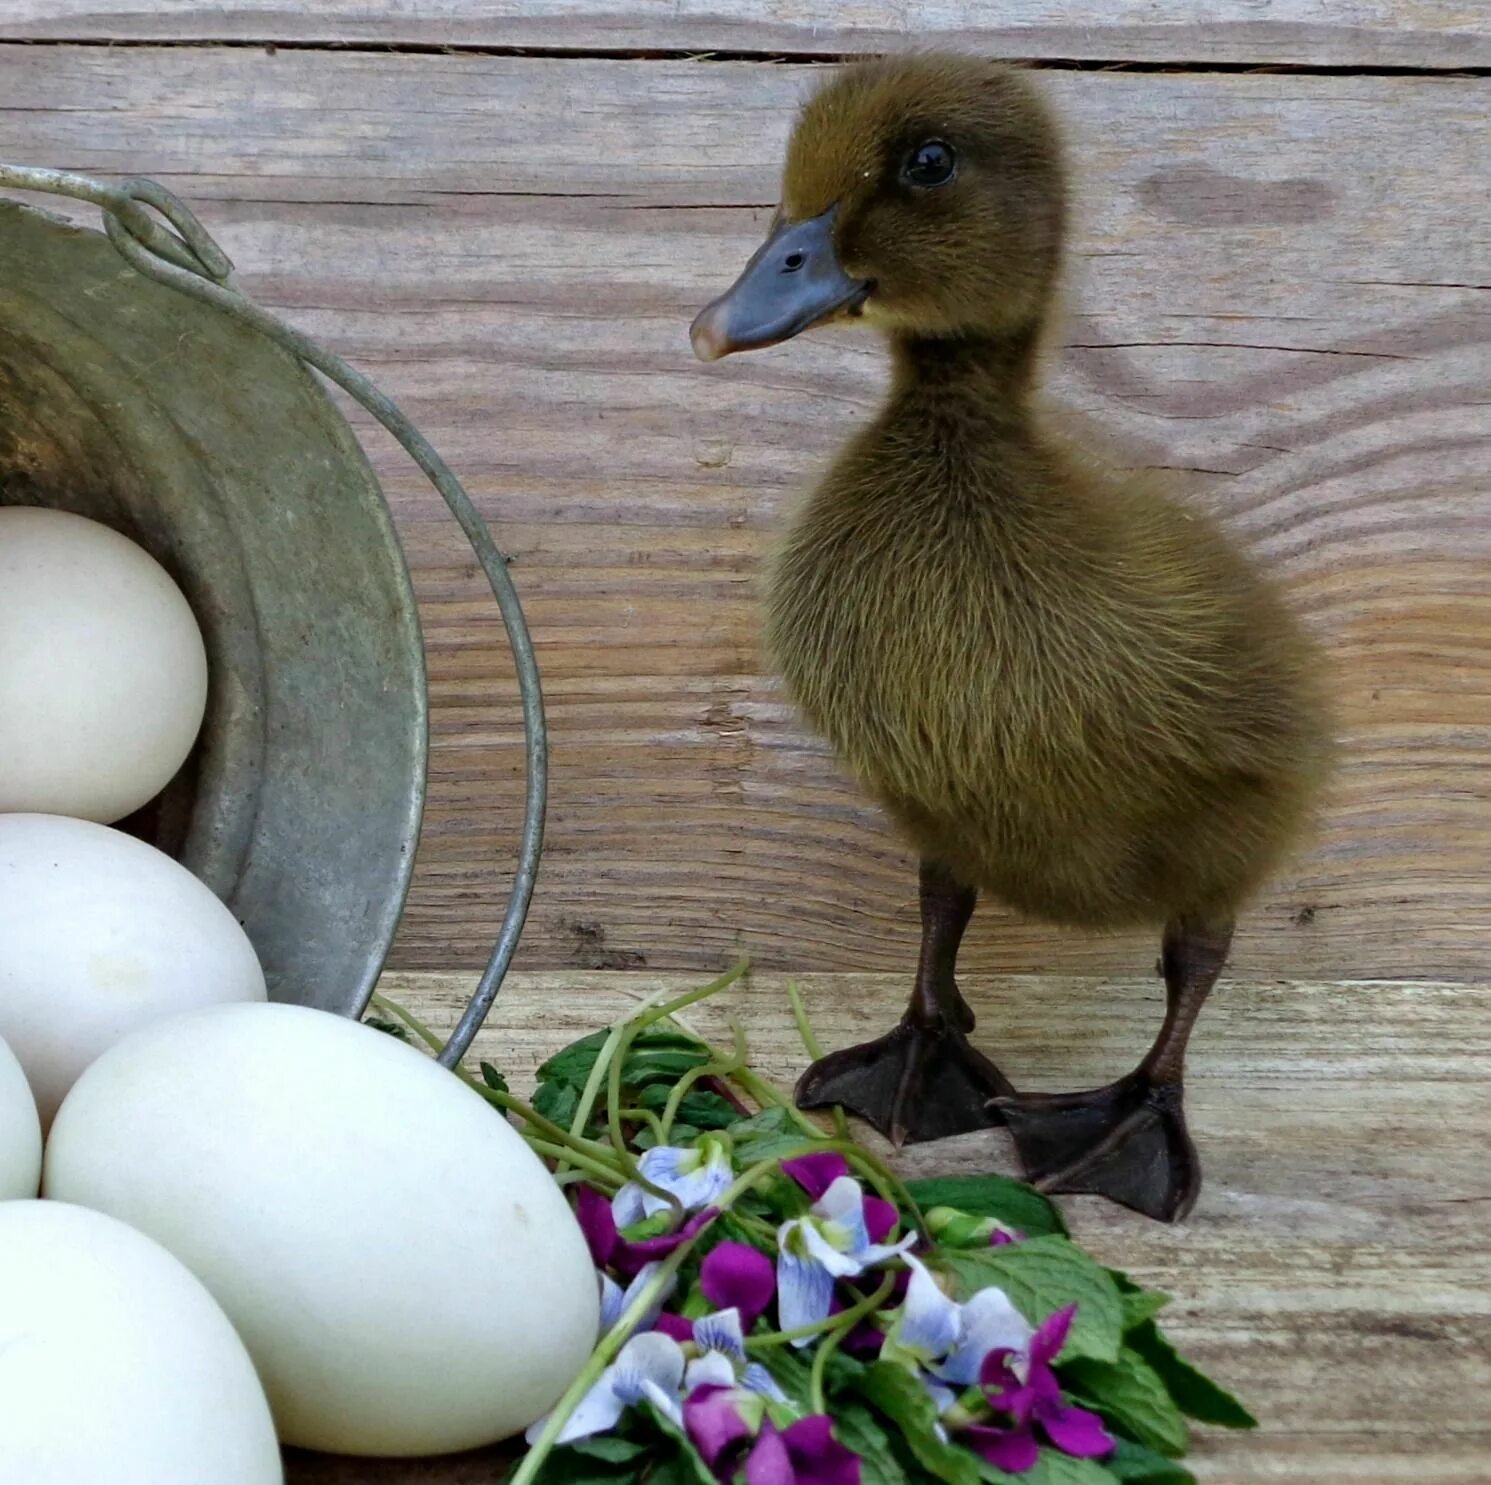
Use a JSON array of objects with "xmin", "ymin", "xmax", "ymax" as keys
[{"xmin": 902, "ymin": 139, "xmax": 956, "ymax": 189}]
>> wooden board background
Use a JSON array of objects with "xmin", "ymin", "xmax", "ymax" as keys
[
  {"xmin": 274, "ymin": 967, "xmax": 1491, "ymax": 1485},
  {"xmin": 0, "ymin": 8, "xmax": 1488, "ymax": 987}
]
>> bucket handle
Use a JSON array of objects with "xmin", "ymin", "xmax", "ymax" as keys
[{"xmin": 0, "ymin": 163, "xmax": 547, "ymax": 1068}]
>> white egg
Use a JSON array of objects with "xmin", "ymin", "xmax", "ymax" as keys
[
  {"xmin": 0, "ymin": 814, "xmax": 266, "ymax": 1126},
  {"xmin": 0, "ymin": 505, "xmax": 209, "ymax": 823},
  {"xmin": 0, "ymin": 1200, "xmax": 282, "ymax": 1484},
  {"xmin": 46, "ymin": 1001, "xmax": 601, "ymax": 1457},
  {"xmin": 0, "ymin": 1034, "xmax": 41, "ymax": 1198}
]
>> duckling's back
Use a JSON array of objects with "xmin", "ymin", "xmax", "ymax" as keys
[{"xmin": 766, "ymin": 409, "xmax": 1331, "ymax": 929}]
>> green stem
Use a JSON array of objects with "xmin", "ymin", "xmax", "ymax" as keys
[
  {"xmin": 368, "ymin": 992, "xmax": 474, "ymax": 1081},
  {"xmin": 524, "ymin": 1139, "xmax": 626, "ymax": 1190},
  {"xmin": 785, "ymin": 983, "xmax": 849, "ymax": 1142},
  {"xmin": 812, "ymin": 1276, "xmax": 895, "ymax": 1412},
  {"xmin": 472, "ymin": 1086, "xmax": 621, "ymax": 1168},
  {"xmin": 659, "ymin": 1056, "xmax": 743, "ymax": 1143},
  {"xmin": 606, "ymin": 1021, "xmax": 681, "ymax": 1216},
  {"xmin": 617, "ymin": 1106, "xmax": 668, "ymax": 1144},
  {"xmin": 744, "ymin": 1273, "xmax": 894, "ymax": 1353},
  {"xmin": 565, "ymin": 1023, "xmax": 627, "ymax": 1162}
]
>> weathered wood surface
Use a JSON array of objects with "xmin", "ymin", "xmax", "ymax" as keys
[
  {"xmin": 1, "ymin": 46, "xmax": 1488, "ymax": 981},
  {"xmin": 282, "ymin": 968, "xmax": 1491, "ymax": 1484},
  {"xmin": 7, "ymin": 0, "xmax": 1491, "ymax": 68}
]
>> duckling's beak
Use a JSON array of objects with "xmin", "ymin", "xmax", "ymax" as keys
[{"xmin": 690, "ymin": 206, "xmax": 870, "ymax": 362}]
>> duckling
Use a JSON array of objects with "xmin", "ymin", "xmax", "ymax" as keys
[{"xmin": 689, "ymin": 54, "xmax": 1331, "ymax": 1221}]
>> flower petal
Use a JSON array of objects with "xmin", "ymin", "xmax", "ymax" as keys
[
  {"xmin": 781, "ymin": 1153, "xmax": 849, "ymax": 1201},
  {"xmin": 686, "ymin": 1350, "xmax": 739, "ymax": 1393},
  {"xmin": 962, "ymin": 1423, "xmax": 1040, "ymax": 1474},
  {"xmin": 654, "ymin": 1311, "xmax": 696, "ymax": 1344},
  {"xmin": 776, "ymin": 1244, "xmax": 837, "ymax": 1341},
  {"xmin": 814, "ymin": 1178, "xmax": 872, "ymax": 1253},
  {"xmin": 742, "ymin": 1363, "xmax": 789, "ymax": 1403},
  {"xmin": 542, "ymin": 1365, "xmax": 627, "ymax": 1445},
  {"xmin": 745, "ymin": 1421, "xmax": 796, "ymax": 1485},
  {"xmin": 782, "ymin": 1415, "xmax": 862, "ymax": 1485},
  {"xmin": 575, "ymin": 1185, "xmax": 619, "ymax": 1267},
  {"xmin": 615, "ymin": 1208, "xmax": 719, "ymax": 1278},
  {"xmin": 685, "ymin": 1385, "xmax": 760, "ymax": 1471},
  {"xmin": 611, "ymin": 1182, "xmax": 650, "ymax": 1229},
  {"xmin": 890, "ymin": 1256, "xmax": 962, "ymax": 1366},
  {"xmin": 1037, "ymin": 1399, "xmax": 1115, "ymax": 1459},
  {"xmin": 641, "ymin": 1378, "xmax": 686, "ymax": 1430},
  {"xmin": 938, "ymin": 1284, "xmax": 1034, "ymax": 1386},
  {"xmin": 695, "ymin": 1307, "xmax": 748, "ymax": 1363},
  {"xmin": 598, "ymin": 1272, "xmax": 626, "ymax": 1333},
  {"xmin": 863, "ymin": 1196, "xmax": 900, "ymax": 1246},
  {"xmin": 611, "ymin": 1331, "xmax": 687, "ymax": 1403},
  {"xmin": 797, "ymin": 1219, "xmax": 866, "ymax": 1279},
  {"xmin": 701, "ymin": 1242, "xmax": 777, "ymax": 1329},
  {"xmin": 1027, "ymin": 1303, "xmax": 1078, "ymax": 1369},
  {"xmin": 919, "ymin": 1374, "xmax": 958, "ymax": 1415}
]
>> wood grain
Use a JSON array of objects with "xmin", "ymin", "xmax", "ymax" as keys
[
  {"xmin": 0, "ymin": 47, "xmax": 1487, "ymax": 980},
  {"xmin": 6, "ymin": 0, "xmax": 1490, "ymax": 68},
  {"xmin": 279, "ymin": 968, "xmax": 1491, "ymax": 1485}
]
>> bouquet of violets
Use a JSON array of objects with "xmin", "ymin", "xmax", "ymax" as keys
[{"xmin": 374, "ymin": 965, "xmax": 1255, "ymax": 1485}]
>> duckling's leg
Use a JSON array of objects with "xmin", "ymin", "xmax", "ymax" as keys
[
  {"xmin": 993, "ymin": 916, "xmax": 1232, "ymax": 1222},
  {"xmin": 795, "ymin": 860, "xmax": 1016, "ymax": 1145}
]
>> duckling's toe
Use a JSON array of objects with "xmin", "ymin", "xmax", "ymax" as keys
[
  {"xmin": 795, "ymin": 1020, "xmax": 1014, "ymax": 1146},
  {"xmin": 994, "ymin": 1074, "xmax": 1200, "ymax": 1223}
]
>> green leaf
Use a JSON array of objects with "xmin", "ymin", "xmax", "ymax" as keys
[
  {"xmin": 933, "ymin": 1236, "xmax": 1125, "ymax": 1364},
  {"xmin": 571, "ymin": 1437, "xmax": 652, "ymax": 1465},
  {"xmin": 1019, "ymin": 1453, "xmax": 1120, "ymax": 1485},
  {"xmin": 533, "ymin": 1080, "xmax": 582, "ymax": 1128},
  {"xmin": 512, "ymin": 1443, "xmax": 644, "ymax": 1485},
  {"xmin": 634, "ymin": 1083, "xmax": 739, "ymax": 1130},
  {"xmin": 363, "ymin": 1015, "xmax": 409, "ymax": 1042},
  {"xmin": 1106, "ymin": 1439, "xmax": 1197, "ymax": 1484},
  {"xmin": 537, "ymin": 1030, "xmax": 612, "ymax": 1090},
  {"xmin": 642, "ymin": 1402, "xmax": 717, "ymax": 1485},
  {"xmin": 1119, "ymin": 1289, "xmax": 1170, "ymax": 1332},
  {"xmin": 727, "ymin": 1106, "xmax": 822, "ymax": 1166},
  {"xmin": 1126, "ymin": 1321, "xmax": 1258, "ymax": 1430},
  {"xmin": 1062, "ymin": 1348, "xmax": 1190, "ymax": 1457},
  {"xmin": 977, "ymin": 1454, "xmax": 1118, "ymax": 1485},
  {"xmin": 829, "ymin": 1397, "xmax": 915, "ymax": 1485},
  {"xmin": 905, "ymin": 1174, "xmax": 1068, "ymax": 1238},
  {"xmin": 479, "ymin": 1061, "xmax": 511, "ymax": 1095},
  {"xmin": 757, "ymin": 1344, "xmax": 816, "ymax": 1412},
  {"xmin": 853, "ymin": 1361, "xmax": 980, "ymax": 1485}
]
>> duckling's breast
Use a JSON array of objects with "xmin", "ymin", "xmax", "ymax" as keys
[{"xmin": 764, "ymin": 448, "xmax": 1329, "ymax": 926}]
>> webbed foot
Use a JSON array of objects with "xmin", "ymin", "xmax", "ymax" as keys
[
  {"xmin": 994, "ymin": 1072, "xmax": 1200, "ymax": 1222},
  {"xmin": 797, "ymin": 1018, "xmax": 1015, "ymax": 1145}
]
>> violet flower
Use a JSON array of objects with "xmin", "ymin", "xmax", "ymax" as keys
[
  {"xmin": 598, "ymin": 1262, "xmax": 674, "ymax": 1335},
  {"xmin": 613, "ymin": 1136, "xmax": 734, "ymax": 1226},
  {"xmin": 685, "ymin": 1388, "xmax": 861, "ymax": 1485},
  {"xmin": 681, "ymin": 1307, "xmax": 788, "ymax": 1402},
  {"xmin": 881, "ymin": 1255, "xmax": 1034, "ymax": 1413},
  {"xmin": 525, "ymin": 1331, "xmax": 686, "ymax": 1445},
  {"xmin": 776, "ymin": 1175, "xmax": 914, "ymax": 1341},
  {"xmin": 576, "ymin": 1183, "xmax": 717, "ymax": 1279},
  {"xmin": 744, "ymin": 1414, "xmax": 861, "ymax": 1485},
  {"xmin": 700, "ymin": 1241, "xmax": 777, "ymax": 1329},
  {"xmin": 964, "ymin": 1305, "xmax": 1114, "ymax": 1472}
]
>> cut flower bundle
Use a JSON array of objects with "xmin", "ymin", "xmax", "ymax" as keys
[{"xmin": 375, "ymin": 965, "xmax": 1255, "ymax": 1485}]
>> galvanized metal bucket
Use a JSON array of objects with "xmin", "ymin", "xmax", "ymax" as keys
[{"xmin": 0, "ymin": 167, "xmax": 545, "ymax": 1066}]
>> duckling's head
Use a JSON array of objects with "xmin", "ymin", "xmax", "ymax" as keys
[{"xmin": 691, "ymin": 54, "xmax": 1066, "ymax": 361}]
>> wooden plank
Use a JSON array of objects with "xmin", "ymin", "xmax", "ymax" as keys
[
  {"xmin": 5, "ymin": 0, "xmax": 1491, "ymax": 69},
  {"xmin": 1, "ymin": 49, "xmax": 1488, "ymax": 981},
  {"xmin": 295, "ymin": 967, "xmax": 1491, "ymax": 1485}
]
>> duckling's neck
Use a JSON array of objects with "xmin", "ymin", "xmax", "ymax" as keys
[{"xmin": 887, "ymin": 325, "xmax": 1041, "ymax": 429}]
